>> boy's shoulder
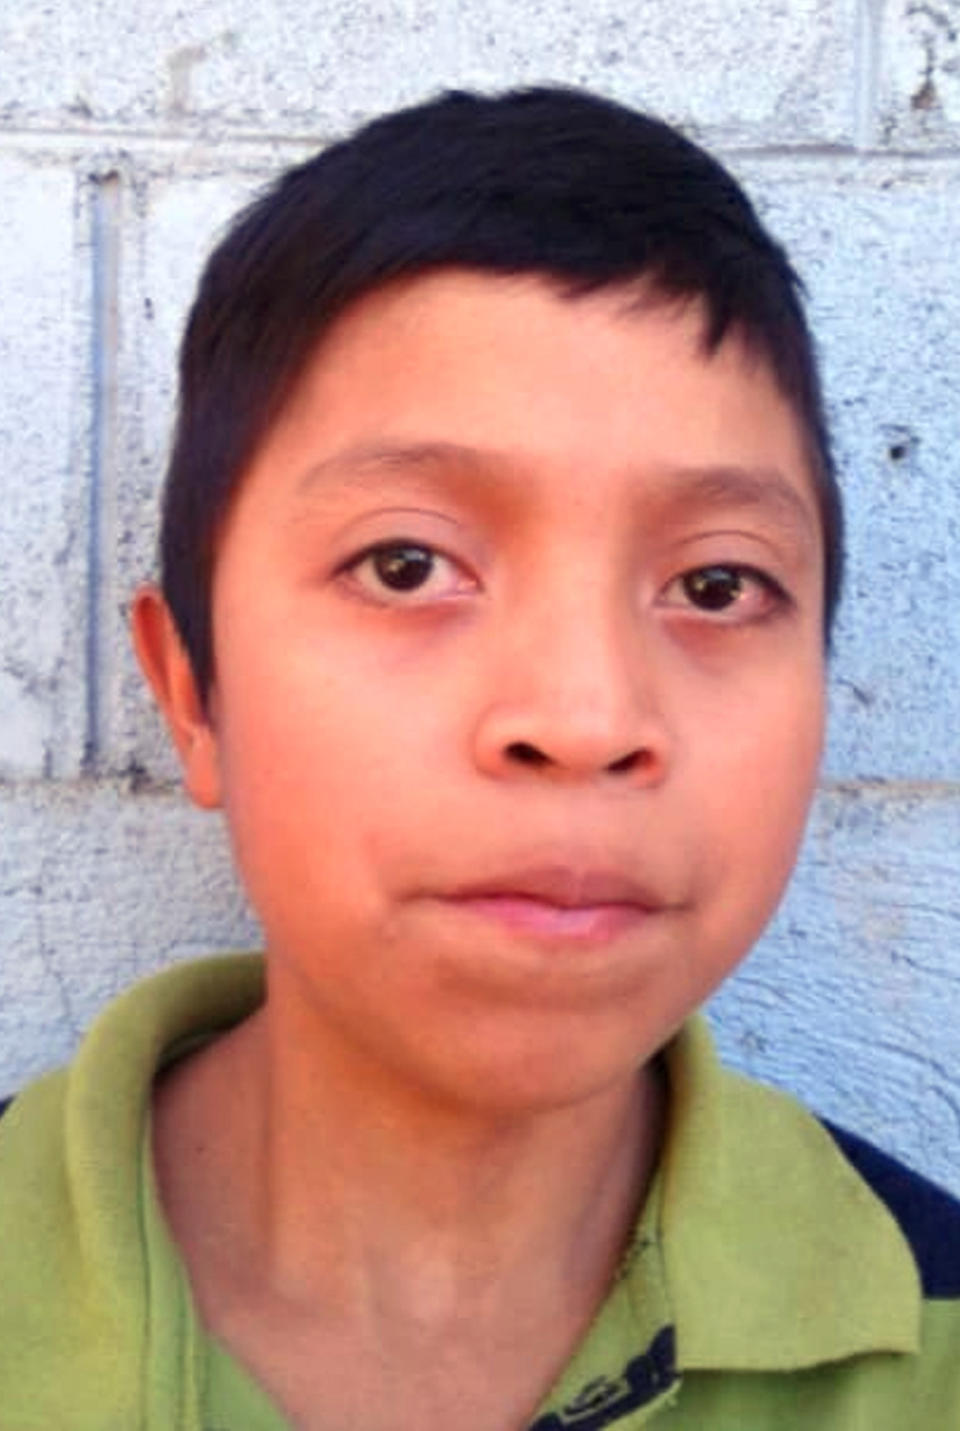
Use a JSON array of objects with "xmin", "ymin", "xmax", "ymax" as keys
[{"xmin": 820, "ymin": 1118, "xmax": 960, "ymax": 1298}]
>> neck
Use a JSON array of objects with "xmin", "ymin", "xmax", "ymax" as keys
[{"xmin": 154, "ymin": 969, "xmax": 667, "ymax": 1343}]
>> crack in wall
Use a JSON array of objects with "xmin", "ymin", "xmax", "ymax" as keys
[{"xmin": 83, "ymin": 169, "xmax": 121, "ymax": 774}]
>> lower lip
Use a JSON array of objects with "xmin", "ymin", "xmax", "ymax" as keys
[{"xmin": 449, "ymin": 894, "xmax": 651, "ymax": 944}]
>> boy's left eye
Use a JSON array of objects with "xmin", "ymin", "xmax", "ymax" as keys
[
  {"xmin": 341, "ymin": 541, "xmax": 473, "ymax": 602},
  {"xmin": 663, "ymin": 563, "xmax": 786, "ymax": 618}
]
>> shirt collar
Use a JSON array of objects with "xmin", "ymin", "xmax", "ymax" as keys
[{"xmin": 656, "ymin": 1017, "xmax": 921, "ymax": 1371}]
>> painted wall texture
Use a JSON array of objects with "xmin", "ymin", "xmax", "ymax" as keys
[{"xmin": 1, "ymin": 0, "xmax": 958, "ymax": 1190}]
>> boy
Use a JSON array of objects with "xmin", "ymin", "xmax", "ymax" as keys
[{"xmin": 0, "ymin": 86, "xmax": 958, "ymax": 1430}]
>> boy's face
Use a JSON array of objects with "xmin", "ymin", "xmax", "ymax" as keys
[{"xmin": 152, "ymin": 271, "xmax": 825, "ymax": 1111}]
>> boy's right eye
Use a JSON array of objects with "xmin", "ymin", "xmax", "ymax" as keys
[
  {"xmin": 366, "ymin": 543, "xmax": 436, "ymax": 591},
  {"xmin": 340, "ymin": 540, "xmax": 475, "ymax": 603}
]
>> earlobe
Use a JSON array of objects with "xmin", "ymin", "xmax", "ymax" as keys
[{"xmin": 130, "ymin": 585, "xmax": 222, "ymax": 810}]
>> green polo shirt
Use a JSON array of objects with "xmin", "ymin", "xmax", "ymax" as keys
[{"xmin": 0, "ymin": 954, "xmax": 958, "ymax": 1429}]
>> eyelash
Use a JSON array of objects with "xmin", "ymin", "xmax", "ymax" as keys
[
  {"xmin": 338, "ymin": 540, "xmax": 790, "ymax": 620},
  {"xmin": 661, "ymin": 563, "xmax": 790, "ymax": 621},
  {"xmin": 338, "ymin": 540, "xmax": 474, "ymax": 602}
]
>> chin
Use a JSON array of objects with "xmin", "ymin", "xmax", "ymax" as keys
[{"xmin": 400, "ymin": 1009, "xmax": 665, "ymax": 1121}]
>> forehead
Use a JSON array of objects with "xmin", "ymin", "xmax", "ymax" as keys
[{"xmin": 233, "ymin": 269, "xmax": 819, "ymax": 541}]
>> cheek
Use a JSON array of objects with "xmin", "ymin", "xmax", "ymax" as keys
[
  {"xmin": 211, "ymin": 651, "xmax": 437, "ymax": 915},
  {"xmin": 701, "ymin": 667, "xmax": 824, "ymax": 910}
]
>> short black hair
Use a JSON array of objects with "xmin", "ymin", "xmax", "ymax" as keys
[{"xmin": 161, "ymin": 85, "xmax": 842, "ymax": 698}]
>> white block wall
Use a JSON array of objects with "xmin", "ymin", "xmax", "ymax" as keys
[{"xmin": 1, "ymin": 0, "xmax": 959, "ymax": 1192}]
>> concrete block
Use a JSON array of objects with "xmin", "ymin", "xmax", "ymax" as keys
[
  {"xmin": 0, "ymin": 156, "xmax": 88, "ymax": 778},
  {"xmin": 710, "ymin": 785, "xmax": 960, "ymax": 1195},
  {"xmin": 107, "ymin": 169, "xmax": 263, "ymax": 781},
  {"xmin": 448, "ymin": 0, "xmax": 859, "ymax": 147},
  {"xmin": 0, "ymin": 0, "xmax": 858, "ymax": 146},
  {"xmin": 0, "ymin": 781, "xmax": 257, "ymax": 1091},
  {"xmin": 108, "ymin": 156, "xmax": 960, "ymax": 786},
  {"xmin": 741, "ymin": 163, "xmax": 960, "ymax": 781},
  {"xmin": 0, "ymin": 0, "xmax": 451, "ymax": 135},
  {"xmin": 877, "ymin": 0, "xmax": 960, "ymax": 148},
  {"xmin": 106, "ymin": 154, "xmax": 960, "ymax": 787}
]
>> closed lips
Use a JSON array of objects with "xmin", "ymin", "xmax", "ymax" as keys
[{"xmin": 442, "ymin": 865, "xmax": 663, "ymax": 911}]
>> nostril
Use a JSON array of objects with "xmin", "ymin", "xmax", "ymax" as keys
[
  {"xmin": 504, "ymin": 742, "xmax": 654, "ymax": 775},
  {"xmin": 507, "ymin": 741, "xmax": 549, "ymax": 767},
  {"xmin": 607, "ymin": 748, "xmax": 647, "ymax": 776}
]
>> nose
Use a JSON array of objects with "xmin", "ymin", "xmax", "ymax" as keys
[{"xmin": 471, "ymin": 595, "xmax": 673, "ymax": 785}]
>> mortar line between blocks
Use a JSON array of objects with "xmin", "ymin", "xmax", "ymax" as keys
[
  {"xmin": 854, "ymin": 0, "xmax": 882, "ymax": 150},
  {"xmin": 83, "ymin": 170, "xmax": 121, "ymax": 773}
]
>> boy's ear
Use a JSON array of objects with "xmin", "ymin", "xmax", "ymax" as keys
[{"xmin": 130, "ymin": 585, "xmax": 222, "ymax": 810}]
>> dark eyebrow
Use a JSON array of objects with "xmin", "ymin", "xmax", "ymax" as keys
[
  {"xmin": 294, "ymin": 440, "xmax": 819, "ymax": 548},
  {"xmin": 295, "ymin": 440, "xmax": 492, "ymax": 494},
  {"xmin": 657, "ymin": 464, "xmax": 819, "ymax": 544}
]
